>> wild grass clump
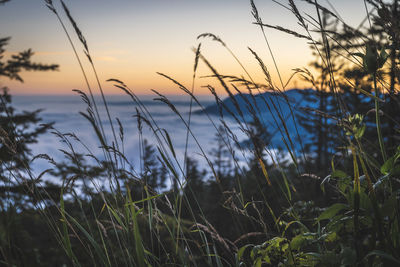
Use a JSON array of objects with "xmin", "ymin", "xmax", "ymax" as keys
[{"xmin": 1, "ymin": 0, "xmax": 400, "ymax": 266}]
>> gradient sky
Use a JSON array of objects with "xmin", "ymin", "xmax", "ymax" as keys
[{"xmin": 1, "ymin": 0, "xmax": 367, "ymax": 95}]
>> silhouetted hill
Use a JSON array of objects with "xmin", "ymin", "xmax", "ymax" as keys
[{"xmin": 196, "ymin": 89, "xmax": 321, "ymax": 151}]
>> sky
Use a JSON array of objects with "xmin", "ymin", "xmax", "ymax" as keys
[{"xmin": 1, "ymin": 0, "xmax": 367, "ymax": 95}]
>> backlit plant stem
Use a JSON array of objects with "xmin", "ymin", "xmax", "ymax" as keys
[{"xmin": 373, "ymin": 74, "xmax": 387, "ymax": 162}]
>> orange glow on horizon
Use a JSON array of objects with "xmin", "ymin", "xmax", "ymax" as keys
[
  {"xmin": 1, "ymin": 0, "xmax": 367, "ymax": 96},
  {"xmin": 4, "ymin": 44, "xmax": 316, "ymax": 96},
  {"xmin": 5, "ymin": 68, "xmax": 314, "ymax": 96}
]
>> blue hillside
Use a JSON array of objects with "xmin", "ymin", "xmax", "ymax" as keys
[{"xmin": 198, "ymin": 89, "xmax": 323, "ymax": 151}]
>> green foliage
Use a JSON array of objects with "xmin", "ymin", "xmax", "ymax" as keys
[{"xmin": 353, "ymin": 44, "xmax": 389, "ymax": 75}]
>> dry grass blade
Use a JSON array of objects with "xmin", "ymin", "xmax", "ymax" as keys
[
  {"xmin": 157, "ymin": 72, "xmax": 188, "ymax": 92},
  {"xmin": 197, "ymin": 33, "xmax": 226, "ymax": 47},
  {"xmin": 116, "ymin": 118, "xmax": 124, "ymax": 143},
  {"xmin": 250, "ymin": 0, "xmax": 262, "ymax": 24},
  {"xmin": 300, "ymin": 107, "xmax": 339, "ymax": 120},
  {"xmin": 253, "ymin": 23, "xmax": 313, "ymax": 41},
  {"xmin": 72, "ymin": 89, "xmax": 92, "ymax": 107},
  {"xmin": 31, "ymin": 154, "xmax": 56, "ymax": 166},
  {"xmin": 300, "ymin": 0, "xmax": 338, "ymax": 19},
  {"xmin": 198, "ymin": 53, "xmax": 231, "ymax": 94},
  {"xmin": 234, "ymin": 232, "xmax": 268, "ymax": 244},
  {"xmin": 288, "ymin": 0, "xmax": 307, "ymax": 29},
  {"xmin": 106, "ymin": 78, "xmax": 127, "ymax": 87},
  {"xmin": 43, "ymin": 0, "xmax": 56, "ymax": 13},
  {"xmin": 193, "ymin": 43, "xmax": 202, "ymax": 75},
  {"xmin": 61, "ymin": 0, "xmax": 90, "ymax": 59},
  {"xmin": 151, "ymin": 90, "xmax": 179, "ymax": 115},
  {"xmin": 248, "ymin": 47, "xmax": 273, "ymax": 88},
  {"xmin": 192, "ymin": 223, "xmax": 236, "ymax": 253}
]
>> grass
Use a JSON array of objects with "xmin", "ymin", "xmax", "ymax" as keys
[{"xmin": 1, "ymin": 0, "xmax": 400, "ymax": 266}]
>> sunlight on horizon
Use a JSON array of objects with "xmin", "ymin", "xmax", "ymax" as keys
[{"xmin": 1, "ymin": 0, "xmax": 367, "ymax": 95}]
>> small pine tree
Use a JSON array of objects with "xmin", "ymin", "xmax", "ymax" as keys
[
  {"xmin": 210, "ymin": 125, "xmax": 232, "ymax": 178},
  {"xmin": 142, "ymin": 139, "xmax": 166, "ymax": 191},
  {"xmin": 0, "ymin": 37, "xmax": 58, "ymax": 183},
  {"xmin": 182, "ymin": 156, "xmax": 206, "ymax": 218},
  {"xmin": 0, "ymin": 32, "xmax": 59, "ymax": 265}
]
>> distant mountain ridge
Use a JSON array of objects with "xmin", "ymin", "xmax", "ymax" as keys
[{"xmin": 196, "ymin": 88, "xmax": 321, "ymax": 151}]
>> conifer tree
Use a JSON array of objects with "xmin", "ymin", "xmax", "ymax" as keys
[
  {"xmin": 369, "ymin": 0, "xmax": 400, "ymax": 154},
  {"xmin": 141, "ymin": 139, "xmax": 166, "ymax": 191},
  {"xmin": 210, "ymin": 125, "xmax": 232, "ymax": 178},
  {"xmin": 0, "ymin": 37, "xmax": 58, "ymax": 184},
  {"xmin": 0, "ymin": 15, "xmax": 59, "ymax": 263},
  {"xmin": 296, "ymin": 12, "xmax": 341, "ymax": 176}
]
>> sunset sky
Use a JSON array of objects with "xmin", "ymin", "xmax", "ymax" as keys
[{"xmin": 1, "ymin": 0, "xmax": 367, "ymax": 95}]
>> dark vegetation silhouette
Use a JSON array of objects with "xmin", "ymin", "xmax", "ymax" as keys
[{"xmin": 1, "ymin": 0, "xmax": 400, "ymax": 266}]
